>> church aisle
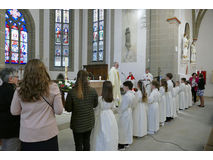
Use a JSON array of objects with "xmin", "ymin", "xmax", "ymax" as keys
[{"xmin": 57, "ymin": 98, "xmax": 213, "ymax": 151}]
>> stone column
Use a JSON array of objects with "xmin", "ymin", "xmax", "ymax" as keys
[
  {"xmin": 148, "ymin": 9, "xmax": 179, "ymax": 80},
  {"xmin": 0, "ymin": 9, "xmax": 5, "ymax": 70}
]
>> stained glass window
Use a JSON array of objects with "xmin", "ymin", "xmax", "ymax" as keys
[
  {"xmin": 5, "ymin": 9, "xmax": 28, "ymax": 64},
  {"xmin": 92, "ymin": 9, "xmax": 104, "ymax": 62},
  {"xmin": 54, "ymin": 9, "xmax": 71, "ymax": 67}
]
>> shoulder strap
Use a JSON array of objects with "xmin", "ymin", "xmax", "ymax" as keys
[{"xmin": 42, "ymin": 96, "xmax": 54, "ymax": 109}]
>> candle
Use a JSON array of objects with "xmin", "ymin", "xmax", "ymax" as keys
[
  {"xmin": 65, "ymin": 57, "xmax": 68, "ymax": 83},
  {"xmin": 65, "ymin": 57, "xmax": 68, "ymax": 67}
]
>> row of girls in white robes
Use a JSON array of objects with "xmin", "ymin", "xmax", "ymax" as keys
[
  {"xmin": 90, "ymin": 77, "xmax": 192, "ymax": 151},
  {"xmin": 179, "ymin": 78, "xmax": 192, "ymax": 110}
]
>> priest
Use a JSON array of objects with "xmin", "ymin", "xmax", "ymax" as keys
[
  {"xmin": 108, "ymin": 62, "xmax": 122, "ymax": 106},
  {"xmin": 142, "ymin": 68, "xmax": 153, "ymax": 96}
]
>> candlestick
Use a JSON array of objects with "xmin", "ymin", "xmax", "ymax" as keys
[{"xmin": 65, "ymin": 57, "xmax": 68, "ymax": 83}]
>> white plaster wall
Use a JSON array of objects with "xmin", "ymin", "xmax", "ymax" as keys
[
  {"xmin": 114, "ymin": 9, "xmax": 147, "ymax": 83},
  {"xmin": 175, "ymin": 9, "xmax": 193, "ymax": 80},
  {"xmin": 196, "ymin": 9, "xmax": 213, "ymax": 97},
  {"xmin": 29, "ymin": 9, "xmax": 40, "ymax": 59}
]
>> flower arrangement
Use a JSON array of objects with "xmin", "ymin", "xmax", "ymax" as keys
[{"xmin": 58, "ymin": 80, "xmax": 75, "ymax": 92}]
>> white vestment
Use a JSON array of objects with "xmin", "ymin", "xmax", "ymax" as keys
[
  {"xmin": 118, "ymin": 90, "xmax": 135, "ymax": 144},
  {"xmin": 142, "ymin": 73, "xmax": 153, "ymax": 86},
  {"xmin": 148, "ymin": 88, "xmax": 160, "ymax": 134},
  {"xmin": 187, "ymin": 84, "xmax": 192, "ymax": 107},
  {"xmin": 91, "ymin": 97, "xmax": 118, "ymax": 151},
  {"xmin": 175, "ymin": 86, "xmax": 180, "ymax": 111},
  {"xmin": 165, "ymin": 80, "xmax": 174, "ymax": 117},
  {"xmin": 108, "ymin": 67, "xmax": 122, "ymax": 106},
  {"xmin": 132, "ymin": 91, "xmax": 148, "ymax": 137},
  {"xmin": 171, "ymin": 87, "xmax": 177, "ymax": 118},
  {"xmin": 179, "ymin": 83, "xmax": 186, "ymax": 110},
  {"xmin": 159, "ymin": 87, "xmax": 166, "ymax": 123},
  {"xmin": 185, "ymin": 84, "xmax": 189, "ymax": 109}
]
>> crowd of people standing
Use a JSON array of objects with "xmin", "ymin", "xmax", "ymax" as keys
[{"xmin": 0, "ymin": 59, "xmax": 206, "ymax": 151}]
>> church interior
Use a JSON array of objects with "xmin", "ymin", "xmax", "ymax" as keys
[{"xmin": 0, "ymin": 8, "xmax": 213, "ymax": 152}]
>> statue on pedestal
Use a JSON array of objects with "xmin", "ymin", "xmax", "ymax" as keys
[
  {"xmin": 191, "ymin": 41, "xmax": 196, "ymax": 63},
  {"xmin": 182, "ymin": 33, "xmax": 189, "ymax": 61}
]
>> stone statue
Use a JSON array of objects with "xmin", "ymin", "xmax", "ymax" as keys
[
  {"xmin": 125, "ymin": 27, "xmax": 131, "ymax": 51},
  {"xmin": 191, "ymin": 41, "xmax": 196, "ymax": 63},
  {"xmin": 182, "ymin": 33, "xmax": 189, "ymax": 60}
]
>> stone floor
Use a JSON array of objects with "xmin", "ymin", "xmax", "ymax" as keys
[{"xmin": 57, "ymin": 97, "xmax": 213, "ymax": 151}]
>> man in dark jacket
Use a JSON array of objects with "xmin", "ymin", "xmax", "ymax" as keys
[{"xmin": 0, "ymin": 68, "xmax": 20, "ymax": 151}]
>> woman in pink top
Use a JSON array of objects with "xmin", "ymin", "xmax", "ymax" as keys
[
  {"xmin": 11, "ymin": 59, "xmax": 64, "ymax": 151},
  {"xmin": 189, "ymin": 73, "xmax": 199, "ymax": 104}
]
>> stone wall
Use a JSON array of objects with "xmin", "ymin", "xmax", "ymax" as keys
[
  {"xmin": 0, "ymin": 10, "xmax": 5, "ymax": 70},
  {"xmin": 148, "ymin": 9, "xmax": 179, "ymax": 80}
]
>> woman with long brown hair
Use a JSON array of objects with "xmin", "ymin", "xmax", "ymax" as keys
[
  {"xmin": 132, "ymin": 80, "xmax": 148, "ymax": 138},
  {"xmin": 91, "ymin": 81, "xmax": 118, "ymax": 151},
  {"xmin": 10, "ymin": 59, "xmax": 64, "ymax": 151},
  {"xmin": 65, "ymin": 70, "xmax": 98, "ymax": 151}
]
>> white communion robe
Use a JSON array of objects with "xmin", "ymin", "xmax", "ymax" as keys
[
  {"xmin": 148, "ymin": 88, "xmax": 160, "ymax": 134},
  {"xmin": 187, "ymin": 84, "xmax": 192, "ymax": 107},
  {"xmin": 118, "ymin": 90, "xmax": 135, "ymax": 145},
  {"xmin": 108, "ymin": 67, "xmax": 122, "ymax": 106},
  {"xmin": 171, "ymin": 87, "xmax": 177, "ymax": 118},
  {"xmin": 91, "ymin": 97, "xmax": 118, "ymax": 151},
  {"xmin": 175, "ymin": 86, "xmax": 180, "ymax": 111},
  {"xmin": 179, "ymin": 83, "xmax": 186, "ymax": 110},
  {"xmin": 159, "ymin": 87, "xmax": 166, "ymax": 124},
  {"xmin": 132, "ymin": 91, "xmax": 148, "ymax": 137},
  {"xmin": 185, "ymin": 84, "xmax": 189, "ymax": 109},
  {"xmin": 165, "ymin": 80, "xmax": 174, "ymax": 117}
]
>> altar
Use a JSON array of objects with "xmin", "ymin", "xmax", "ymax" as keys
[{"xmin": 89, "ymin": 80, "xmax": 105, "ymax": 96}]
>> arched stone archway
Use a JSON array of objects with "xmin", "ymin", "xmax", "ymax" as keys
[{"xmin": 184, "ymin": 22, "xmax": 190, "ymax": 39}]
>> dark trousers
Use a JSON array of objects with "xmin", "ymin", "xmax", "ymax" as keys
[
  {"xmin": 192, "ymin": 87, "xmax": 197, "ymax": 103},
  {"xmin": 21, "ymin": 136, "xmax": 59, "ymax": 151},
  {"xmin": 73, "ymin": 130, "xmax": 91, "ymax": 151}
]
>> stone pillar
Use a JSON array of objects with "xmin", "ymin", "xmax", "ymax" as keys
[
  {"xmin": 148, "ymin": 9, "xmax": 179, "ymax": 80},
  {"xmin": 0, "ymin": 9, "xmax": 5, "ymax": 70}
]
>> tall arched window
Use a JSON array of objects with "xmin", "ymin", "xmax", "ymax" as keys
[
  {"xmin": 88, "ymin": 9, "xmax": 106, "ymax": 64},
  {"xmin": 5, "ymin": 9, "xmax": 28, "ymax": 65},
  {"xmin": 49, "ymin": 9, "xmax": 74, "ymax": 71},
  {"xmin": 92, "ymin": 9, "xmax": 104, "ymax": 62}
]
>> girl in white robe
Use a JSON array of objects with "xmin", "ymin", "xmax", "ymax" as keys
[
  {"xmin": 91, "ymin": 81, "xmax": 118, "ymax": 151},
  {"xmin": 118, "ymin": 81, "xmax": 135, "ymax": 150},
  {"xmin": 175, "ymin": 81, "xmax": 180, "ymax": 112},
  {"xmin": 148, "ymin": 80, "xmax": 160, "ymax": 134},
  {"xmin": 159, "ymin": 79, "xmax": 167, "ymax": 126},
  {"xmin": 184, "ymin": 81, "xmax": 189, "ymax": 109},
  {"xmin": 171, "ymin": 81, "xmax": 177, "ymax": 118},
  {"xmin": 186, "ymin": 81, "xmax": 192, "ymax": 107},
  {"xmin": 179, "ymin": 78, "xmax": 186, "ymax": 110},
  {"xmin": 165, "ymin": 73, "xmax": 174, "ymax": 120},
  {"xmin": 132, "ymin": 80, "xmax": 148, "ymax": 138}
]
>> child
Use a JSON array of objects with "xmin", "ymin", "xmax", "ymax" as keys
[
  {"xmin": 179, "ymin": 78, "xmax": 186, "ymax": 110},
  {"xmin": 159, "ymin": 79, "xmax": 167, "ymax": 126},
  {"xmin": 91, "ymin": 81, "xmax": 118, "ymax": 151},
  {"xmin": 133, "ymin": 80, "xmax": 148, "ymax": 138},
  {"xmin": 165, "ymin": 73, "xmax": 174, "ymax": 121},
  {"xmin": 118, "ymin": 81, "xmax": 135, "ymax": 150},
  {"xmin": 171, "ymin": 80, "xmax": 177, "ymax": 118},
  {"xmin": 186, "ymin": 81, "xmax": 192, "ymax": 107},
  {"xmin": 184, "ymin": 80, "xmax": 189, "ymax": 109},
  {"xmin": 148, "ymin": 80, "xmax": 160, "ymax": 134},
  {"xmin": 175, "ymin": 81, "xmax": 180, "ymax": 112}
]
